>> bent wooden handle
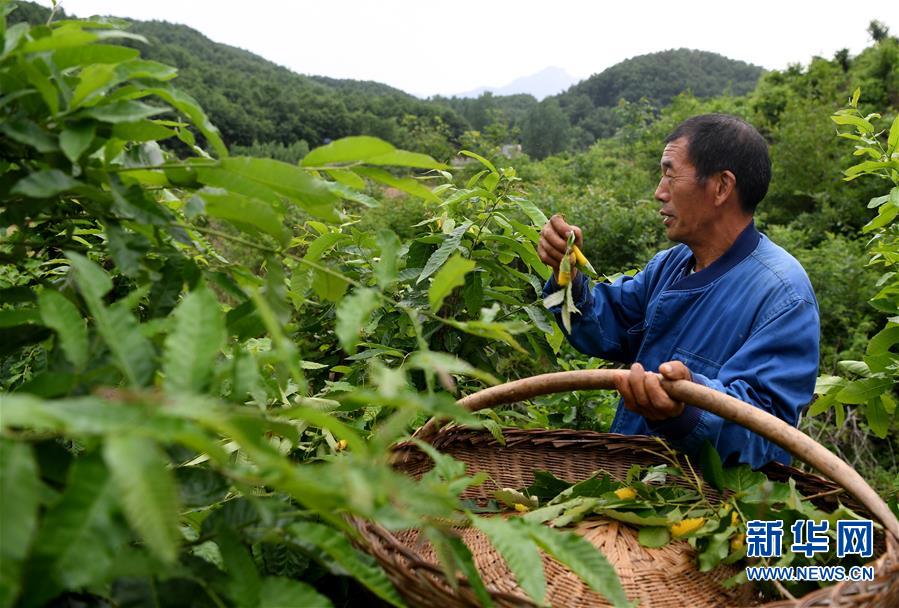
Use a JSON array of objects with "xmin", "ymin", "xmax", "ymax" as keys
[{"xmin": 412, "ymin": 369, "xmax": 899, "ymax": 540}]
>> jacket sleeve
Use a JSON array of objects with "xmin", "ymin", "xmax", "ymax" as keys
[
  {"xmin": 648, "ymin": 297, "xmax": 820, "ymax": 468},
  {"xmin": 541, "ymin": 263, "xmax": 653, "ymax": 363}
]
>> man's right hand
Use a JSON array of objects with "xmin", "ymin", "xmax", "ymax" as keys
[{"xmin": 538, "ymin": 214, "xmax": 584, "ymax": 283}]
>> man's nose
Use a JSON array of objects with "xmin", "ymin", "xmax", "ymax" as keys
[{"xmin": 654, "ymin": 178, "xmax": 667, "ymax": 202}]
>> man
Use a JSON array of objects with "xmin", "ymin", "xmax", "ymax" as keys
[{"xmin": 538, "ymin": 114, "xmax": 819, "ymax": 468}]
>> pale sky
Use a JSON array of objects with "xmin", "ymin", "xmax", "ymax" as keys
[{"xmin": 34, "ymin": 1, "xmax": 899, "ymax": 97}]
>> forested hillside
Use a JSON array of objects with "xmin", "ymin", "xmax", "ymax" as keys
[
  {"xmin": 555, "ymin": 49, "xmax": 763, "ymax": 140},
  {"xmin": 10, "ymin": 2, "xmax": 767, "ymax": 160},
  {"xmin": 7, "ymin": 2, "xmax": 469, "ymax": 159}
]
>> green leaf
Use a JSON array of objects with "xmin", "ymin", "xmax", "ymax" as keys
[
  {"xmin": 0, "ymin": 308, "xmax": 40, "ymax": 327},
  {"xmin": 837, "ymin": 360, "xmax": 870, "ymax": 376},
  {"xmin": 38, "ymin": 290, "xmax": 88, "ymax": 369},
  {"xmin": 28, "ymin": 453, "xmax": 124, "ymax": 597},
  {"xmin": 0, "ymin": 440, "xmax": 40, "ymax": 607},
  {"xmin": 213, "ymin": 157, "xmax": 339, "ymax": 220},
  {"xmin": 335, "ymin": 288, "xmax": 379, "ymax": 354},
  {"xmin": 515, "ymin": 198, "xmax": 549, "ymax": 227},
  {"xmin": 327, "ymin": 180, "xmax": 380, "ymax": 207},
  {"xmin": 865, "ymin": 397, "xmax": 889, "ymax": 439},
  {"xmin": 467, "ymin": 169, "xmax": 489, "ymax": 188},
  {"xmin": 52, "ymin": 44, "xmax": 140, "ymax": 69},
  {"xmin": 288, "ymin": 522, "xmax": 405, "ymax": 607},
  {"xmin": 699, "ymin": 441, "xmax": 725, "ymax": 491},
  {"xmin": 366, "ymin": 149, "xmax": 446, "ymax": 169},
  {"xmin": 311, "ymin": 270, "xmax": 348, "ymax": 303},
  {"xmin": 447, "ymin": 319, "xmax": 527, "ymax": 353},
  {"xmin": 836, "ymin": 377, "xmax": 893, "ymax": 404},
  {"xmin": 429, "ymin": 254, "xmax": 475, "ymax": 312},
  {"xmin": 326, "ymin": 168, "xmax": 366, "ymax": 190},
  {"xmin": 19, "ymin": 25, "xmax": 96, "ymax": 53},
  {"xmin": 375, "ymin": 230, "xmax": 400, "ymax": 288},
  {"xmin": 524, "ymin": 305, "xmax": 553, "ymax": 334},
  {"xmin": 638, "ymin": 526, "xmax": 670, "ymax": 548},
  {"xmin": 418, "ymin": 221, "xmax": 473, "ymax": 284},
  {"xmin": 70, "ymin": 63, "xmax": 117, "ymax": 108},
  {"xmin": 195, "ymin": 188, "xmax": 287, "ymax": 244},
  {"xmin": 831, "ymin": 114, "xmax": 874, "ymax": 133},
  {"xmin": 217, "ymin": 530, "xmax": 262, "ymax": 607},
  {"xmin": 20, "ymin": 57, "xmax": 59, "ymax": 115},
  {"xmin": 440, "ymin": 533, "xmax": 495, "ymax": 607},
  {"xmin": 887, "ymin": 115, "xmax": 899, "ymax": 154},
  {"xmin": 462, "ymin": 270, "xmax": 483, "ymax": 313},
  {"xmin": 11, "ymin": 170, "xmax": 79, "ymax": 198},
  {"xmin": 460, "ymin": 150, "xmax": 498, "ymax": 174},
  {"xmin": 472, "ymin": 517, "xmax": 545, "ymax": 604},
  {"xmin": 143, "ymin": 86, "xmax": 227, "ymax": 157},
  {"xmin": 862, "ymin": 202, "xmax": 899, "ymax": 233},
  {"xmin": 112, "ymin": 120, "xmax": 176, "ymax": 142},
  {"xmin": 527, "ymin": 523, "xmax": 629, "ymax": 608},
  {"xmin": 258, "ymin": 577, "xmax": 332, "ymax": 608},
  {"xmin": 867, "ymin": 325, "xmax": 899, "ymax": 355},
  {"xmin": 304, "ymin": 232, "xmax": 342, "ymax": 261},
  {"xmin": 594, "ymin": 508, "xmax": 669, "ymax": 527},
  {"xmin": 545, "ymin": 320, "xmax": 565, "ymax": 353},
  {"xmin": 60, "ymin": 122, "xmax": 96, "ymax": 163},
  {"xmin": 163, "ymin": 285, "xmax": 225, "ymax": 393},
  {"xmin": 543, "ymin": 289, "xmax": 565, "ymax": 309},
  {"xmin": 722, "ymin": 465, "xmax": 767, "ymax": 494},
  {"xmin": 66, "ymin": 251, "xmax": 112, "ymax": 302},
  {"xmin": 116, "ymin": 59, "xmax": 178, "ymax": 82},
  {"xmin": 481, "ymin": 234, "xmax": 551, "ymax": 279},
  {"xmin": 67, "ymin": 253, "xmax": 155, "ymax": 386},
  {"xmin": 406, "ymin": 350, "xmax": 499, "ymax": 385},
  {"xmin": 808, "ymin": 391, "xmax": 837, "ymax": 417},
  {"xmin": 81, "ymin": 100, "xmax": 167, "ymax": 123},
  {"xmin": 0, "ymin": 119, "xmax": 58, "ymax": 152},
  {"xmin": 302, "ymin": 136, "xmax": 395, "ymax": 166},
  {"xmin": 175, "ymin": 467, "xmax": 229, "ymax": 508},
  {"xmin": 355, "ymin": 167, "xmax": 439, "ymax": 202},
  {"xmin": 103, "ymin": 434, "xmax": 180, "ymax": 563}
]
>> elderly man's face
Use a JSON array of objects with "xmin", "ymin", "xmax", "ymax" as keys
[{"xmin": 655, "ymin": 137, "xmax": 717, "ymax": 246}]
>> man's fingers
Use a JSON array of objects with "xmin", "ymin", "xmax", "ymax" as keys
[
  {"xmin": 571, "ymin": 225, "xmax": 583, "ymax": 249},
  {"xmin": 537, "ymin": 241, "xmax": 562, "ymax": 267},
  {"xmin": 540, "ymin": 215, "xmax": 585, "ymax": 277},
  {"xmin": 660, "ymin": 360, "xmax": 692, "ymax": 382},
  {"xmin": 549, "ymin": 214, "xmax": 571, "ymax": 236},
  {"xmin": 541, "ymin": 223, "xmax": 568, "ymax": 253},
  {"xmin": 627, "ymin": 363, "xmax": 650, "ymax": 408},
  {"xmin": 547, "ymin": 215, "xmax": 583, "ymax": 251},
  {"xmin": 642, "ymin": 373, "xmax": 679, "ymax": 420},
  {"xmin": 614, "ymin": 371, "xmax": 635, "ymax": 411}
]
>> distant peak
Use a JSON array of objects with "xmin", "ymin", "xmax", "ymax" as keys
[{"xmin": 454, "ymin": 67, "xmax": 576, "ymax": 100}]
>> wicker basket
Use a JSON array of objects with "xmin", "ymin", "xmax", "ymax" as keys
[{"xmin": 352, "ymin": 370, "xmax": 899, "ymax": 607}]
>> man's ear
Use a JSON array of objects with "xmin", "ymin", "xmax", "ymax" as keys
[{"xmin": 713, "ymin": 170, "xmax": 737, "ymax": 207}]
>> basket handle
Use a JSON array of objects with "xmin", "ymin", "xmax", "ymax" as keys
[{"xmin": 412, "ymin": 369, "xmax": 899, "ymax": 540}]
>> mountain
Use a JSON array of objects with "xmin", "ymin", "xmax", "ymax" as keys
[
  {"xmin": 555, "ymin": 48, "xmax": 764, "ymax": 139},
  {"xmin": 456, "ymin": 67, "xmax": 577, "ymax": 100},
  {"xmin": 8, "ymin": 2, "xmax": 470, "ymax": 153},
  {"xmin": 8, "ymin": 3, "xmax": 767, "ymax": 153}
]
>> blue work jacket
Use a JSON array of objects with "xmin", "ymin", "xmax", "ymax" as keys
[{"xmin": 544, "ymin": 223, "xmax": 820, "ymax": 468}]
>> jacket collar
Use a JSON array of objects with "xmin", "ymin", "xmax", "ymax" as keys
[{"xmin": 668, "ymin": 221, "xmax": 760, "ymax": 291}]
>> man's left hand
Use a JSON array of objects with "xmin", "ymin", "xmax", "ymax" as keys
[{"xmin": 613, "ymin": 361, "xmax": 692, "ymax": 421}]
